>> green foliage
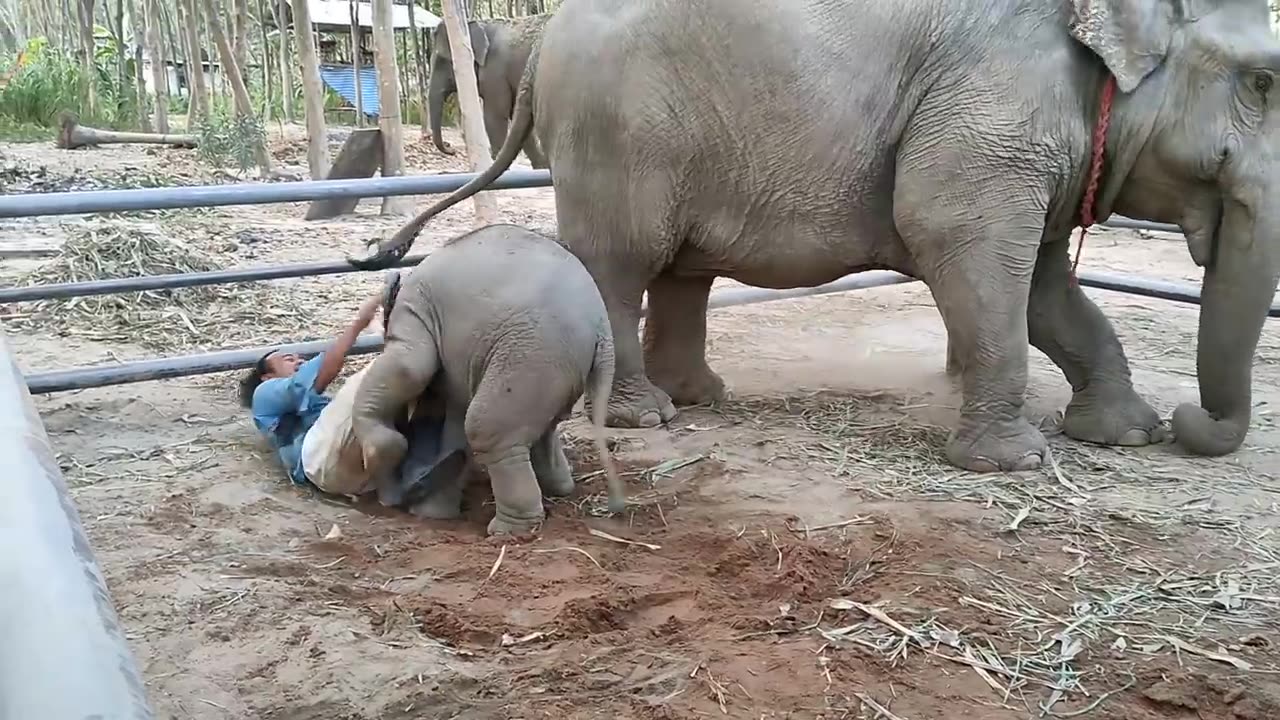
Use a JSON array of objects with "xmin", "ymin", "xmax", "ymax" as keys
[
  {"xmin": 195, "ymin": 106, "xmax": 266, "ymax": 174},
  {"xmin": 0, "ymin": 35, "xmax": 139, "ymax": 140}
]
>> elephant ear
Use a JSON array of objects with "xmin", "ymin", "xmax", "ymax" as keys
[
  {"xmin": 1069, "ymin": 0, "xmax": 1178, "ymax": 93},
  {"xmin": 468, "ymin": 22, "xmax": 491, "ymax": 66}
]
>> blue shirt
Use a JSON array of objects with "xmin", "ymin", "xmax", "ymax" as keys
[{"xmin": 251, "ymin": 353, "xmax": 332, "ymax": 485}]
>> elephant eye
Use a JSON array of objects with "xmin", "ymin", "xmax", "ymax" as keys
[{"xmin": 1253, "ymin": 71, "xmax": 1273, "ymax": 94}]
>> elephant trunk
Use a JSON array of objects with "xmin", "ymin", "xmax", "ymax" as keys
[
  {"xmin": 428, "ymin": 68, "xmax": 455, "ymax": 156},
  {"xmin": 1172, "ymin": 202, "xmax": 1280, "ymax": 456},
  {"xmin": 352, "ymin": 342, "xmax": 439, "ymax": 477}
]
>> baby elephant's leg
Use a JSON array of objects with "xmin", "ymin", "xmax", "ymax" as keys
[
  {"xmin": 465, "ymin": 370, "xmax": 576, "ymax": 536},
  {"xmin": 531, "ymin": 426, "xmax": 575, "ymax": 497}
]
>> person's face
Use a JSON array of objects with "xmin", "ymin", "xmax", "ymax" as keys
[{"xmin": 262, "ymin": 352, "xmax": 303, "ymax": 379}]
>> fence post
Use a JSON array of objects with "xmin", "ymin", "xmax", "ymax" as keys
[{"xmin": 0, "ymin": 331, "xmax": 153, "ymax": 719}]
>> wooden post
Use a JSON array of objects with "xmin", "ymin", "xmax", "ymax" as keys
[
  {"xmin": 439, "ymin": 0, "xmax": 497, "ymax": 224},
  {"xmin": 292, "ymin": 0, "xmax": 330, "ymax": 178},
  {"xmin": 348, "ymin": 0, "xmax": 364, "ymax": 127},
  {"xmin": 180, "ymin": 0, "xmax": 209, "ymax": 120},
  {"xmin": 143, "ymin": 0, "xmax": 169, "ymax": 132},
  {"xmin": 405, "ymin": 0, "xmax": 428, "ymax": 138},
  {"xmin": 372, "ymin": 0, "xmax": 410, "ymax": 214},
  {"xmin": 275, "ymin": 0, "xmax": 294, "ymax": 121}
]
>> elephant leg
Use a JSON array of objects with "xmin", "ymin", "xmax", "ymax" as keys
[
  {"xmin": 465, "ymin": 367, "xmax": 576, "ymax": 534},
  {"xmin": 926, "ymin": 283, "xmax": 965, "ymax": 376},
  {"xmin": 1027, "ymin": 240, "xmax": 1162, "ymax": 446},
  {"xmin": 481, "ymin": 90, "xmax": 511, "ymax": 159},
  {"xmin": 522, "ymin": 133, "xmax": 549, "ymax": 170},
  {"xmin": 594, "ymin": 269, "xmax": 676, "ymax": 428},
  {"xmin": 531, "ymin": 427, "xmax": 575, "ymax": 497},
  {"xmin": 352, "ymin": 342, "xmax": 438, "ymax": 486},
  {"xmin": 945, "ymin": 336, "xmax": 965, "ymax": 376},
  {"xmin": 552, "ymin": 160, "xmax": 677, "ymax": 429},
  {"xmin": 643, "ymin": 272, "xmax": 726, "ymax": 406},
  {"xmin": 896, "ymin": 179, "xmax": 1047, "ymax": 472}
]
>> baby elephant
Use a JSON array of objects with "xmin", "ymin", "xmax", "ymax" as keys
[{"xmin": 351, "ymin": 224, "xmax": 625, "ymax": 535}]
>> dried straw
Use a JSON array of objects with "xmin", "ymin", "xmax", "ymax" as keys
[{"xmin": 7, "ymin": 222, "xmax": 316, "ymax": 352}]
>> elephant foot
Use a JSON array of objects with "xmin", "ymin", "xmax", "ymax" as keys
[
  {"xmin": 356, "ymin": 421, "xmax": 409, "ymax": 478},
  {"xmin": 946, "ymin": 415, "xmax": 1046, "ymax": 473},
  {"xmin": 606, "ymin": 378, "xmax": 678, "ymax": 428},
  {"xmin": 1063, "ymin": 385, "xmax": 1165, "ymax": 447},
  {"xmin": 487, "ymin": 512, "xmax": 545, "ymax": 537},
  {"xmin": 650, "ymin": 362, "xmax": 727, "ymax": 407}
]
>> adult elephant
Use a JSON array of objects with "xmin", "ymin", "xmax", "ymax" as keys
[
  {"xmin": 428, "ymin": 14, "xmax": 550, "ymax": 168},
  {"xmin": 354, "ymin": 0, "xmax": 1280, "ymax": 472}
]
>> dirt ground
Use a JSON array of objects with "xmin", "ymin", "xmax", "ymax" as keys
[{"xmin": 3, "ymin": 125, "xmax": 1280, "ymax": 720}]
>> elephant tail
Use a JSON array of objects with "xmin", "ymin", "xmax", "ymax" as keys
[
  {"xmin": 587, "ymin": 334, "xmax": 627, "ymax": 515},
  {"xmin": 348, "ymin": 36, "xmax": 544, "ymax": 271}
]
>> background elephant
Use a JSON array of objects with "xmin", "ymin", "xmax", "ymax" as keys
[
  {"xmin": 351, "ymin": 224, "xmax": 624, "ymax": 536},
  {"xmin": 428, "ymin": 14, "xmax": 550, "ymax": 168},
  {"xmin": 357, "ymin": 0, "xmax": 1280, "ymax": 472}
]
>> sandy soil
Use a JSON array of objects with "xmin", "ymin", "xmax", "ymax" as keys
[{"xmin": 2, "ymin": 125, "xmax": 1280, "ymax": 720}]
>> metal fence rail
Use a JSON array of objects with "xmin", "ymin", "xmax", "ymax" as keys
[
  {"xmin": 0, "ymin": 167, "xmax": 1180, "ymax": 234},
  {"xmin": 25, "ymin": 272, "xmax": 915, "ymax": 394},
  {"xmin": 0, "ymin": 168, "xmax": 552, "ymax": 218},
  {"xmin": 0, "ymin": 331, "xmax": 153, "ymax": 718}
]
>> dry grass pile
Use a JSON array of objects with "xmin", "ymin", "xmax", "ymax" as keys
[
  {"xmin": 8, "ymin": 222, "xmax": 316, "ymax": 351},
  {"xmin": 718, "ymin": 390, "xmax": 1280, "ymax": 713}
]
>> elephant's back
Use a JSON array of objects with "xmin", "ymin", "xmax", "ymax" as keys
[{"xmin": 425, "ymin": 224, "xmax": 608, "ymax": 332}]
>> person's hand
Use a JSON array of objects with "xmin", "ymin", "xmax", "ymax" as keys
[{"xmin": 356, "ymin": 293, "xmax": 382, "ymax": 327}]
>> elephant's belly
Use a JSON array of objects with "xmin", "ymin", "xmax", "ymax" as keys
[{"xmin": 671, "ymin": 216, "xmax": 914, "ymax": 289}]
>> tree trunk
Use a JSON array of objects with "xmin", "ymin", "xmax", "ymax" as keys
[
  {"xmin": 292, "ymin": 0, "xmax": 329, "ymax": 178},
  {"xmin": 257, "ymin": 0, "xmax": 273, "ymax": 117},
  {"xmin": 129, "ymin": 0, "xmax": 152, "ymax": 130},
  {"xmin": 144, "ymin": 0, "xmax": 169, "ymax": 132},
  {"xmin": 372, "ymin": 0, "xmax": 410, "ymax": 215},
  {"xmin": 233, "ymin": 0, "xmax": 248, "ymax": 72},
  {"xmin": 76, "ymin": 0, "xmax": 97, "ymax": 116},
  {"xmin": 406, "ymin": 1, "xmax": 428, "ymax": 138},
  {"xmin": 107, "ymin": 0, "xmax": 129, "ymax": 120},
  {"xmin": 349, "ymin": 0, "xmax": 364, "ymax": 127},
  {"xmin": 274, "ymin": 0, "xmax": 293, "ymax": 121},
  {"xmin": 201, "ymin": 0, "xmax": 272, "ymax": 171},
  {"xmin": 439, "ymin": 0, "xmax": 498, "ymax": 223},
  {"xmin": 181, "ymin": 0, "xmax": 209, "ymax": 121}
]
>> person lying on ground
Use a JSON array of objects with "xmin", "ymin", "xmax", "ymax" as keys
[
  {"xmin": 237, "ymin": 273, "xmax": 469, "ymax": 509},
  {"xmin": 238, "ymin": 287, "xmax": 388, "ymax": 497}
]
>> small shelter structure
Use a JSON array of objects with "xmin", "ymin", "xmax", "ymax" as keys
[{"xmin": 280, "ymin": 0, "xmax": 440, "ymax": 119}]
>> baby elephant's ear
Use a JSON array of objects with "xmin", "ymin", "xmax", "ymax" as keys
[{"xmin": 1069, "ymin": 0, "xmax": 1177, "ymax": 93}]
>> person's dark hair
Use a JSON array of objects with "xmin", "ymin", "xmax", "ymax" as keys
[{"xmin": 238, "ymin": 350, "xmax": 276, "ymax": 409}]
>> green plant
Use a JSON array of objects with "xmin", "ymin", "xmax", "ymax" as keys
[
  {"xmin": 194, "ymin": 106, "xmax": 266, "ymax": 174},
  {"xmin": 0, "ymin": 35, "xmax": 138, "ymax": 139}
]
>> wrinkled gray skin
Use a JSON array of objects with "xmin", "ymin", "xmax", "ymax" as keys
[
  {"xmin": 354, "ymin": 0, "xmax": 1280, "ymax": 472},
  {"xmin": 428, "ymin": 15, "xmax": 550, "ymax": 168},
  {"xmin": 351, "ymin": 224, "xmax": 624, "ymax": 535}
]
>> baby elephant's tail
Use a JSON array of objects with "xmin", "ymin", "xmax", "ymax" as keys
[{"xmin": 587, "ymin": 336, "xmax": 626, "ymax": 514}]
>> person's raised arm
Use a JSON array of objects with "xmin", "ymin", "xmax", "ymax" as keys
[{"xmin": 313, "ymin": 293, "xmax": 382, "ymax": 393}]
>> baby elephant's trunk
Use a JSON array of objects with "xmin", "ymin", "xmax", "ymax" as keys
[{"xmin": 587, "ymin": 336, "xmax": 627, "ymax": 514}]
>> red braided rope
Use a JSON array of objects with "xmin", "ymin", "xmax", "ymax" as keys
[{"xmin": 1069, "ymin": 74, "xmax": 1117, "ymax": 286}]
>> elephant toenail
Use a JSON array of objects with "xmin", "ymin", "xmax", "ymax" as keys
[{"xmin": 1117, "ymin": 428, "xmax": 1151, "ymax": 446}]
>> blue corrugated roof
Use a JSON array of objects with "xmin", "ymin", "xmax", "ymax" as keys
[{"xmin": 319, "ymin": 64, "xmax": 381, "ymax": 117}]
